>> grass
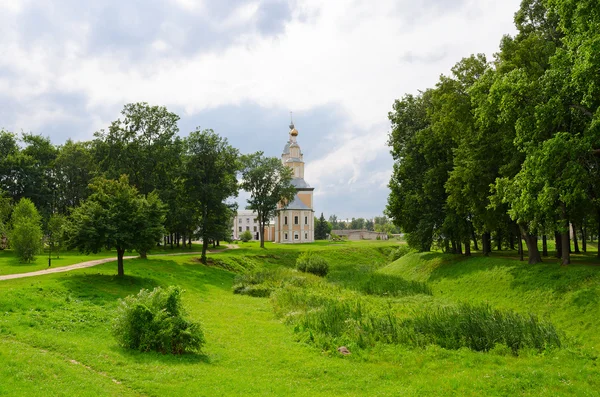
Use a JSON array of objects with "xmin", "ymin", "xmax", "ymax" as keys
[
  {"xmin": 0, "ymin": 240, "xmax": 599, "ymax": 395},
  {"xmin": 0, "ymin": 242, "xmax": 218, "ymax": 276}
]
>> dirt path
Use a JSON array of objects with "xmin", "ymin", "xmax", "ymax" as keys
[{"xmin": 0, "ymin": 244, "xmax": 239, "ymax": 281}]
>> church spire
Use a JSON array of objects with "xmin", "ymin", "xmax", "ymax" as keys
[{"xmin": 289, "ymin": 112, "xmax": 298, "ymax": 138}]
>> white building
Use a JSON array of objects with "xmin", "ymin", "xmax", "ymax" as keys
[{"xmin": 231, "ymin": 210, "xmax": 274, "ymax": 241}]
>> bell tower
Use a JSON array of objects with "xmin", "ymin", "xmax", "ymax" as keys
[{"xmin": 275, "ymin": 117, "xmax": 315, "ymax": 243}]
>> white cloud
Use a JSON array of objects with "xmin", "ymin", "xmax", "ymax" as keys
[{"xmin": 0, "ymin": 0, "xmax": 521, "ymax": 216}]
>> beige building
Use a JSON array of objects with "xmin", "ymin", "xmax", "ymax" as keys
[
  {"xmin": 274, "ymin": 122, "xmax": 315, "ymax": 243},
  {"xmin": 331, "ymin": 230, "xmax": 388, "ymax": 241}
]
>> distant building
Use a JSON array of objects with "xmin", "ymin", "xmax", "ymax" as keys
[
  {"xmin": 331, "ymin": 229, "xmax": 388, "ymax": 241},
  {"xmin": 231, "ymin": 210, "xmax": 274, "ymax": 241}
]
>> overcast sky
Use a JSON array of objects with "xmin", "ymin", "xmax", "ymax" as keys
[{"xmin": 0, "ymin": 0, "xmax": 520, "ymax": 219}]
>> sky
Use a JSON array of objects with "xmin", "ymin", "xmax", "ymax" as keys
[{"xmin": 0, "ymin": 0, "xmax": 521, "ymax": 219}]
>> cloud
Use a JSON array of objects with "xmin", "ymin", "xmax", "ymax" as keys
[{"xmin": 0, "ymin": 0, "xmax": 521, "ymax": 218}]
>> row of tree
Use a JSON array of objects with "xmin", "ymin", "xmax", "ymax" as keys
[
  {"xmin": 386, "ymin": 0, "xmax": 600, "ymax": 265},
  {"xmin": 0, "ymin": 103, "xmax": 297, "ymax": 273}
]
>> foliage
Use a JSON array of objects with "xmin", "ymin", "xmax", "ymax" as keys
[
  {"xmin": 314, "ymin": 212, "xmax": 330, "ymax": 240},
  {"xmin": 240, "ymin": 230, "xmax": 253, "ymax": 242},
  {"xmin": 240, "ymin": 152, "xmax": 296, "ymax": 248},
  {"xmin": 407, "ymin": 303, "xmax": 561, "ymax": 353},
  {"xmin": 184, "ymin": 129, "xmax": 240, "ymax": 262},
  {"xmin": 9, "ymin": 198, "xmax": 43, "ymax": 263},
  {"xmin": 47, "ymin": 213, "xmax": 66, "ymax": 258},
  {"xmin": 296, "ymin": 251, "xmax": 329, "ymax": 277},
  {"xmin": 112, "ymin": 286, "xmax": 205, "ymax": 354},
  {"xmin": 65, "ymin": 175, "xmax": 166, "ymax": 276},
  {"xmin": 388, "ymin": 245, "xmax": 412, "ymax": 262}
]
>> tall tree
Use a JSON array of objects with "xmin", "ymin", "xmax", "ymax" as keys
[
  {"xmin": 315, "ymin": 213, "xmax": 329, "ymax": 240},
  {"xmin": 240, "ymin": 152, "xmax": 296, "ymax": 248},
  {"xmin": 9, "ymin": 198, "xmax": 43, "ymax": 263},
  {"xmin": 66, "ymin": 176, "xmax": 166, "ymax": 276},
  {"xmin": 54, "ymin": 140, "xmax": 98, "ymax": 214},
  {"xmin": 184, "ymin": 129, "xmax": 240, "ymax": 262}
]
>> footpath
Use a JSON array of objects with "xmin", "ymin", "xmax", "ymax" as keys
[{"xmin": 0, "ymin": 245, "xmax": 238, "ymax": 281}]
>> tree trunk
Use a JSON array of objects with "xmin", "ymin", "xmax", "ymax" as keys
[
  {"xmin": 170, "ymin": 233, "xmax": 174, "ymax": 249},
  {"xmin": 555, "ymin": 232, "xmax": 562, "ymax": 259},
  {"xmin": 581, "ymin": 225, "xmax": 586, "ymax": 253},
  {"xmin": 496, "ymin": 231, "xmax": 502, "ymax": 251},
  {"xmin": 471, "ymin": 227, "xmax": 479, "ymax": 251},
  {"xmin": 201, "ymin": 238, "xmax": 209, "ymax": 264},
  {"xmin": 509, "ymin": 232, "xmax": 515, "ymax": 250},
  {"xmin": 457, "ymin": 241, "xmax": 463, "ymax": 255},
  {"xmin": 520, "ymin": 226, "xmax": 542, "ymax": 264},
  {"xmin": 464, "ymin": 239, "xmax": 471, "ymax": 256},
  {"xmin": 451, "ymin": 239, "xmax": 457, "ymax": 254},
  {"xmin": 117, "ymin": 248, "xmax": 125, "ymax": 276},
  {"xmin": 597, "ymin": 210, "xmax": 600, "ymax": 259},
  {"xmin": 139, "ymin": 250, "xmax": 147, "ymax": 259},
  {"xmin": 573, "ymin": 223, "xmax": 580, "ymax": 254},
  {"xmin": 560, "ymin": 203, "xmax": 570, "ymax": 265},
  {"xmin": 200, "ymin": 204, "xmax": 208, "ymax": 264},
  {"xmin": 482, "ymin": 232, "xmax": 491, "ymax": 256},
  {"xmin": 542, "ymin": 235, "xmax": 548, "ymax": 257},
  {"xmin": 518, "ymin": 235, "xmax": 524, "ymax": 261}
]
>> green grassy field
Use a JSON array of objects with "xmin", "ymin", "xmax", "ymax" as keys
[
  {"xmin": 0, "ymin": 241, "xmax": 599, "ymax": 396},
  {"xmin": 0, "ymin": 243, "xmax": 217, "ymax": 276}
]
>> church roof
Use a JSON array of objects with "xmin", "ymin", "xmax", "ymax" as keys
[
  {"xmin": 282, "ymin": 141, "xmax": 290, "ymax": 154},
  {"xmin": 291, "ymin": 178, "xmax": 311, "ymax": 188},
  {"xmin": 285, "ymin": 157, "xmax": 304, "ymax": 163},
  {"xmin": 284, "ymin": 194, "xmax": 312, "ymax": 210}
]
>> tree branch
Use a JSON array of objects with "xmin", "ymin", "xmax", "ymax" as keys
[{"xmin": 570, "ymin": 104, "xmax": 594, "ymax": 118}]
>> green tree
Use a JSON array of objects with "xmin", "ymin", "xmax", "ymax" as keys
[
  {"xmin": 54, "ymin": 140, "xmax": 98, "ymax": 214},
  {"xmin": 315, "ymin": 212, "xmax": 329, "ymax": 240},
  {"xmin": 66, "ymin": 176, "xmax": 166, "ymax": 276},
  {"xmin": 47, "ymin": 213, "xmax": 66, "ymax": 258},
  {"xmin": 9, "ymin": 198, "xmax": 43, "ymax": 263},
  {"xmin": 240, "ymin": 152, "xmax": 296, "ymax": 248},
  {"xmin": 184, "ymin": 129, "xmax": 240, "ymax": 262}
]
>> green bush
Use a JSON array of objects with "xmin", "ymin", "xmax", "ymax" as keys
[
  {"xmin": 9, "ymin": 198, "xmax": 43, "ymax": 263},
  {"xmin": 112, "ymin": 286, "xmax": 205, "ymax": 354},
  {"xmin": 240, "ymin": 230, "xmax": 253, "ymax": 242},
  {"xmin": 233, "ymin": 268, "xmax": 316, "ymax": 297},
  {"xmin": 296, "ymin": 251, "xmax": 329, "ymax": 277},
  {"xmin": 388, "ymin": 245, "xmax": 412, "ymax": 262},
  {"xmin": 406, "ymin": 303, "xmax": 562, "ymax": 353}
]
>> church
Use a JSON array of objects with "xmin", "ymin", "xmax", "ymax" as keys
[{"xmin": 232, "ymin": 120, "xmax": 315, "ymax": 243}]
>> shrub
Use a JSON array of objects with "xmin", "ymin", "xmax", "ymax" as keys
[
  {"xmin": 9, "ymin": 198, "xmax": 43, "ymax": 263},
  {"xmin": 388, "ymin": 245, "xmax": 412, "ymax": 262},
  {"xmin": 406, "ymin": 303, "xmax": 562, "ymax": 354},
  {"xmin": 233, "ymin": 268, "xmax": 316, "ymax": 297},
  {"xmin": 240, "ymin": 230, "xmax": 253, "ymax": 242},
  {"xmin": 112, "ymin": 286, "xmax": 205, "ymax": 354},
  {"xmin": 296, "ymin": 251, "xmax": 329, "ymax": 276}
]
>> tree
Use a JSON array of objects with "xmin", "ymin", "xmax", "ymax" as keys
[
  {"xmin": 9, "ymin": 198, "xmax": 43, "ymax": 263},
  {"xmin": 47, "ymin": 213, "xmax": 66, "ymax": 258},
  {"xmin": 66, "ymin": 176, "xmax": 166, "ymax": 276},
  {"xmin": 0, "ymin": 192, "xmax": 11, "ymax": 250},
  {"xmin": 240, "ymin": 152, "xmax": 296, "ymax": 248},
  {"xmin": 54, "ymin": 140, "xmax": 98, "ymax": 214},
  {"xmin": 184, "ymin": 129, "xmax": 240, "ymax": 262},
  {"xmin": 315, "ymin": 213, "xmax": 329, "ymax": 240},
  {"xmin": 93, "ymin": 103, "xmax": 183, "ymax": 249}
]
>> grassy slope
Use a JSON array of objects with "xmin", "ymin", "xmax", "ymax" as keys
[{"xmin": 0, "ymin": 242, "xmax": 599, "ymax": 396}]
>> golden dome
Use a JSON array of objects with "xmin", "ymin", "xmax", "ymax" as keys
[{"xmin": 290, "ymin": 127, "xmax": 298, "ymax": 136}]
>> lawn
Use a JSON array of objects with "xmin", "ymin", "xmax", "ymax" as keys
[
  {"xmin": 0, "ymin": 243, "xmax": 217, "ymax": 276},
  {"xmin": 0, "ymin": 240, "xmax": 599, "ymax": 396}
]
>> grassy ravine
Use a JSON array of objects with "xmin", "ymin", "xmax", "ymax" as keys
[{"xmin": 0, "ymin": 241, "xmax": 598, "ymax": 396}]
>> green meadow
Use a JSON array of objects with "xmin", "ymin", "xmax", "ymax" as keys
[{"xmin": 1, "ymin": 240, "xmax": 599, "ymax": 396}]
